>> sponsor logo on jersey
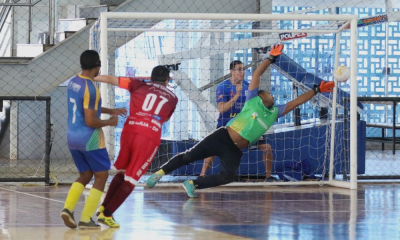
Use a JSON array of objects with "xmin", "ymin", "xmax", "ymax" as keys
[
  {"xmin": 256, "ymin": 118, "xmax": 269, "ymax": 130},
  {"xmin": 140, "ymin": 147, "xmax": 158, "ymax": 172},
  {"xmin": 279, "ymin": 32, "xmax": 307, "ymax": 41},
  {"xmin": 149, "ymin": 83, "xmax": 176, "ymax": 98},
  {"xmin": 217, "ymin": 95, "xmax": 223, "ymax": 99},
  {"xmin": 128, "ymin": 121, "xmax": 149, "ymax": 127},
  {"xmin": 136, "ymin": 112, "xmax": 151, "ymax": 117},
  {"xmin": 69, "ymin": 82, "xmax": 81, "ymax": 92},
  {"xmin": 151, "ymin": 119, "xmax": 161, "ymax": 128},
  {"xmin": 152, "ymin": 115, "xmax": 161, "ymax": 121},
  {"xmin": 136, "ymin": 169, "xmax": 143, "ymax": 177},
  {"xmin": 234, "ymin": 102, "xmax": 244, "ymax": 109}
]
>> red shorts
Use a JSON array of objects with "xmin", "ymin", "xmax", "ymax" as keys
[{"xmin": 113, "ymin": 132, "xmax": 159, "ymax": 185}]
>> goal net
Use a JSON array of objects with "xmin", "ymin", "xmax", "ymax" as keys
[
  {"xmin": 90, "ymin": 12, "xmax": 359, "ymax": 189},
  {"xmin": 0, "ymin": 97, "xmax": 51, "ymax": 184}
]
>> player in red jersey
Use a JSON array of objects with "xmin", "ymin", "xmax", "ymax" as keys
[{"xmin": 93, "ymin": 65, "xmax": 178, "ymax": 227}]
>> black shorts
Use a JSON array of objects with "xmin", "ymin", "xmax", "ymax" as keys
[
  {"xmin": 217, "ymin": 125, "xmax": 267, "ymax": 147},
  {"xmin": 185, "ymin": 127, "xmax": 243, "ymax": 175}
]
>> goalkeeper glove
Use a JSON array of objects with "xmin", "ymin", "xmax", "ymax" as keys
[
  {"xmin": 313, "ymin": 81, "xmax": 335, "ymax": 94},
  {"xmin": 267, "ymin": 44, "xmax": 284, "ymax": 63}
]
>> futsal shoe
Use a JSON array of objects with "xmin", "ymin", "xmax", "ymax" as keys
[
  {"xmin": 78, "ymin": 218, "xmax": 100, "ymax": 229},
  {"xmin": 60, "ymin": 208, "xmax": 77, "ymax": 229},
  {"xmin": 145, "ymin": 173, "xmax": 163, "ymax": 188},
  {"xmin": 97, "ymin": 212, "xmax": 120, "ymax": 228},
  {"xmin": 182, "ymin": 180, "xmax": 197, "ymax": 198}
]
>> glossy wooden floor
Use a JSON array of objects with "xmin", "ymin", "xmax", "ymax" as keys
[{"xmin": 0, "ymin": 183, "xmax": 399, "ymax": 240}]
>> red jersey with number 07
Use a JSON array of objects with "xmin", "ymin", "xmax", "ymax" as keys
[{"xmin": 119, "ymin": 77, "xmax": 178, "ymax": 144}]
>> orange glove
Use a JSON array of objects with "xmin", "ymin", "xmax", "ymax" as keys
[
  {"xmin": 313, "ymin": 81, "xmax": 335, "ymax": 94},
  {"xmin": 267, "ymin": 44, "xmax": 284, "ymax": 63}
]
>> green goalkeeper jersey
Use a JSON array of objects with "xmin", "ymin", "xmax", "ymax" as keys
[{"xmin": 226, "ymin": 96, "xmax": 279, "ymax": 144}]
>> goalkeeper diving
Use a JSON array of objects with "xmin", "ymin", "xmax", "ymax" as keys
[{"xmin": 146, "ymin": 43, "xmax": 335, "ymax": 197}]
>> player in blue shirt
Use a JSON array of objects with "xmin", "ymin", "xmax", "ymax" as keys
[
  {"xmin": 199, "ymin": 60, "xmax": 276, "ymax": 182},
  {"xmin": 61, "ymin": 50, "xmax": 127, "ymax": 229}
]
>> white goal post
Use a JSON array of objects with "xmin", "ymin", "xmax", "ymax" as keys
[{"xmin": 91, "ymin": 12, "xmax": 358, "ymax": 190}]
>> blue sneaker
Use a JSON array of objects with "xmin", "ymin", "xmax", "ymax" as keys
[
  {"xmin": 182, "ymin": 180, "xmax": 197, "ymax": 198},
  {"xmin": 145, "ymin": 173, "xmax": 163, "ymax": 188}
]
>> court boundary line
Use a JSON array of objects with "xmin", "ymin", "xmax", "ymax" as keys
[{"xmin": 0, "ymin": 186, "xmax": 66, "ymax": 203}]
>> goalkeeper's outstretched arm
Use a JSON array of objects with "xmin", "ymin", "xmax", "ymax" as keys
[
  {"xmin": 249, "ymin": 43, "xmax": 284, "ymax": 91},
  {"xmin": 282, "ymin": 81, "xmax": 335, "ymax": 116}
]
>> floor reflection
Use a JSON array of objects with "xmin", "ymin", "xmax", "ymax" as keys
[{"xmin": 0, "ymin": 183, "xmax": 399, "ymax": 240}]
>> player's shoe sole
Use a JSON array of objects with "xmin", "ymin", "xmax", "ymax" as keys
[
  {"xmin": 60, "ymin": 208, "xmax": 77, "ymax": 229},
  {"xmin": 78, "ymin": 218, "xmax": 100, "ymax": 229}
]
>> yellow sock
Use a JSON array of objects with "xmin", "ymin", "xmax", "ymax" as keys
[
  {"xmin": 80, "ymin": 188, "xmax": 103, "ymax": 223},
  {"xmin": 63, "ymin": 182, "xmax": 85, "ymax": 212},
  {"xmin": 97, "ymin": 205, "xmax": 104, "ymax": 213},
  {"xmin": 156, "ymin": 169, "xmax": 165, "ymax": 176}
]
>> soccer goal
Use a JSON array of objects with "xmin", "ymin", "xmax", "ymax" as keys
[{"xmin": 90, "ymin": 12, "xmax": 359, "ymax": 189}]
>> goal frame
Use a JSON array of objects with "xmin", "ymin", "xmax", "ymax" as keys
[{"xmin": 95, "ymin": 12, "xmax": 358, "ymax": 190}]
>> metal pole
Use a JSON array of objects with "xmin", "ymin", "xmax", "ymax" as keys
[
  {"xmin": 393, "ymin": 101, "xmax": 396, "ymax": 154},
  {"xmin": 384, "ymin": 0, "xmax": 392, "ymax": 130},
  {"xmin": 349, "ymin": 17, "xmax": 358, "ymax": 190},
  {"xmin": 10, "ymin": 5, "xmax": 15, "ymax": 56},
  {"xmin": 45, "ymin": 98, "xmax": 51, "ymax": 185},
  {"xmin": 328, "ymin": 9, "xmax": 341, "ymax": 182},
  {"xmin": 100, "ymin": 13, "xmax": 110, "ymax": 152},
  {"xmin": 27, "ymin": 0, "xmax": 31, "ymax": 43},
  {"xmin": 48, "ymin": 0, "xmax": 55, "ymax": 44}
]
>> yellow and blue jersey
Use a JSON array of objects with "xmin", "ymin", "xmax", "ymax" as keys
[{"xmin": 67, "ymin": 74, "xmax": 105, "ymax": 151}]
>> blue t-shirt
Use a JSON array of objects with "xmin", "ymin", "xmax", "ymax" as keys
[
  {"xmin": 216, "ymin": 79, "xmax": 249, "ymax": 127},
  {"xmin": 67, "ymin": 74, "xmax": 105, "ymax": 151}
]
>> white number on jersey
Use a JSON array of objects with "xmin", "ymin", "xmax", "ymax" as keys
[
  {"xmin": 142, "ymin": 93, "xmax": 169, "ymax": 114},
  {"xmin": 69, "ymin": 98, "xmax": 77, "ymax": 124}
]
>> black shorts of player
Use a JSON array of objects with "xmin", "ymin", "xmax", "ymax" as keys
[
  {"xmin": 191, "ymin": 127, "xmax": 243, "ymax": 188},
  {"xmin": 161, "ymin": 127, "xmax": 243, "ymax": 189}
]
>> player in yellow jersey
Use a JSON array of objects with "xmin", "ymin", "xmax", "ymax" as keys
[{"xmin": 61, "ymin": 50, "xmax": 127, "ymax": 229}]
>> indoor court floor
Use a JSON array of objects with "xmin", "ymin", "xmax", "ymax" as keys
[{"xmin": 0, "ymin": 182, "xmax": 398, "ymax": 240}]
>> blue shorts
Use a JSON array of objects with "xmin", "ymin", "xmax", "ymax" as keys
[{"xmin": 70, "ymin": 148, "xmax": 111, "ymax": 173}]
